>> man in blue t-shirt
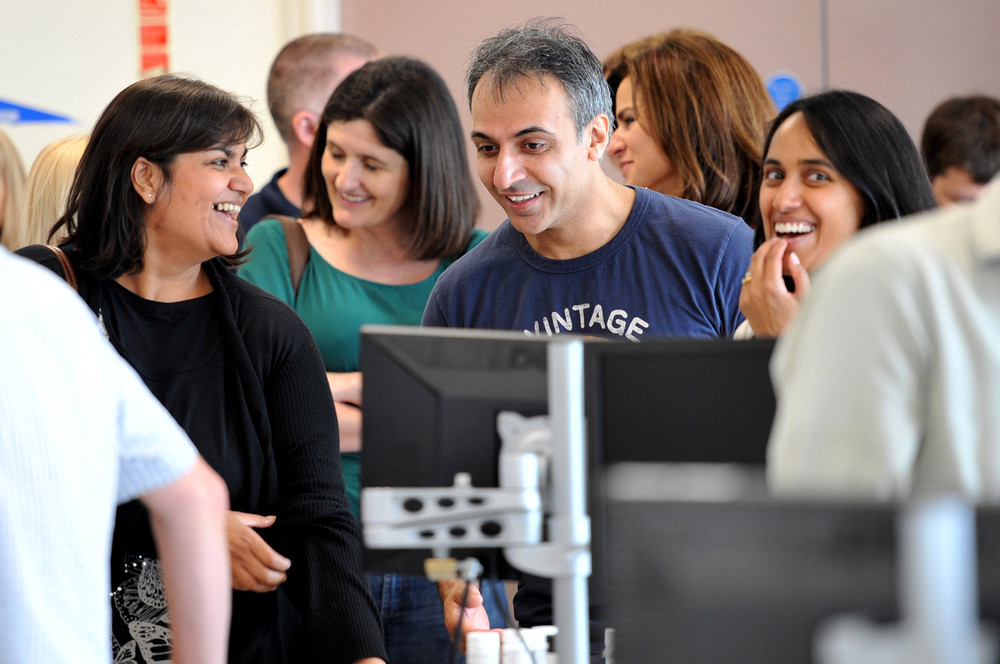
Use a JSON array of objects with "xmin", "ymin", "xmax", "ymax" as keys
[
  {"xmin": 423, "ymin": 18, "xmax": 752, "ymax": 661},
  {"xmin": 422, "ymin": 24, "xmax": 750, "ymax": 342}
]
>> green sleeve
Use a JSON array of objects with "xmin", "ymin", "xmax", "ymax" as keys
[{"xmin": 240, "ymin": 218, "xmax": 296, "ymax": 307}]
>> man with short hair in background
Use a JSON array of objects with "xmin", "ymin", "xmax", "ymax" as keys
[
  {"xmin": 241, "ymin": 33, "xmax": 380, "ymax": 231},
  {"xmin": 423, "ymin": 18, "xmax": 752, "ymax": 661},
  {"xmin": 921, "ymin": 95, "xmax": 1000, "ymax": 206}
]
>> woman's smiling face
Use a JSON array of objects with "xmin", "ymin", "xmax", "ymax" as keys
[
  {"xmin": 759, "ymin": 112, "xmax": 865, "ymax": 273},
  {"xmin": 608, "ymin": 76, "xmax": 683, "ymax": 197},
  {"xmin": 322, "ymin": 119, "xmax": 410, "ymax": 232},
  {"xmin": 143, "ymin": 143, "xmax": 252, "ymax": 263}
]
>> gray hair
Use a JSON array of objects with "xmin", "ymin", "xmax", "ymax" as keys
[{"xmin": 465, "ymin": 18, "xmax": 612, "ymax": 140}]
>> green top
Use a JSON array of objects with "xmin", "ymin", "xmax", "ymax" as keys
[{"xmin": 240, "ymin": 217, "xmax": 488, "ymax": 514}]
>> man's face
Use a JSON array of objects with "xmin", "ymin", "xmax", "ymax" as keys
[
  {"xmin": 932, "ymin": 166, "xmax": 986, "ymax": 206},
  {"xmin": 470, "ymin": 75, "xmax": 603, "ymax": 243}
]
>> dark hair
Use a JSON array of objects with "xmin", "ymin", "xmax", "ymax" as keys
[
  {"xmin": 303, "ymin": 56, "xmax": 478, "ymax": 259},
  {"xmin": 466, "ymin": 18, "xmax": 612, "ymax": 140},
  {"xmin": 604, "ymin": 30, "xmax": 774, "ymax": 223},
  {"xmin": 753, "ymin": 89, "xmax": 937, "ymax": 245},
  {"xmin": 55, "ymin": 75, "xmax": 261, "ymax": 279},
  {"xmin": 267, "ymin": 33, "xmax": 380, "ymax": 144},
  {"xmin": 921, "ymin": 95, "xmax": 1000, "ymax": 183}
]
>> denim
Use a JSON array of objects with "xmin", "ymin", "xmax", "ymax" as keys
[{"xmin": 368, "ymin": 573, "xmax": 508, "ymax": 664}]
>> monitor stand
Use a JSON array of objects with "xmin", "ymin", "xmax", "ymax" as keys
[{"xmin": 362, "ymin": 338, "xmax": 592, "ymax": 664}]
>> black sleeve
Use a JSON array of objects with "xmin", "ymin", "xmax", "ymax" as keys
[{"xmin": 262, "ymin": 318, "xmax": 387, "ymax": 663}]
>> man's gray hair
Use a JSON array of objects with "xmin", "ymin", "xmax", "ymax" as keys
[{"xmin": 466, "ymin": 18, "xmax": 612, "ymax": 140}]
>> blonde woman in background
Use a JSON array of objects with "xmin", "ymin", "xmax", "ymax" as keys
[
  {"xmin": 0, "ymin": 127, "xmax": 27, "ymax": 250},
  {"xmin": 5, "ymin": 134, "xmax": 88, "ymax": 250}
]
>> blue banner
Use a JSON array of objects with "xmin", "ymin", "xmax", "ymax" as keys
[{"xmin": 0, "ymin": 99, "xmax": 72, "ymax": 124}]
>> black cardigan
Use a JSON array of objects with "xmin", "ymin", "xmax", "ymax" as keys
[{"xmin": 18, "ymin": 245, "xmax": 387, "ymax": 664}]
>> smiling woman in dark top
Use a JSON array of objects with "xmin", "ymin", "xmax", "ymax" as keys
[{"xmin": 18, "ymin": 74, "xmax": 386, "ymax": 664}]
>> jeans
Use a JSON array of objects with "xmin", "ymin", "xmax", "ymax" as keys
[{"xmin": 368, "ymin": 573, "xmax": 508, "ymax": 664}]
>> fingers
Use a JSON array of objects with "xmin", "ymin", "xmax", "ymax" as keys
[
  {"xmin": 745, "ymin": 238, "xmax": 785, "ymax": 289},
  {"xmin": 335, "ymin": 402, "xmax": 363, "ymax": 453},
  {"xmin": 741, "ymin": 238, "xmax": 786, "ymax": 308},
  {"xmin": 232, "ymin": 565, "xmax": 287, "ymax": 593},
  {"xmin": 227, "ymin": 512, "xmax": 291, "ymax": 592},
  {"xmin": 230, "ymin": 511, "xmax": 277, "ymax": 529},
  {"xmin": 327, "ymin": 371, "xmax": 363, "ymax": 404},
  {"xmin": 763, "ymin": 238, "xmax": 788, "ymax": 284},
  {"xmin": 444, "ymin": 582, "xmax": 491, "ymax": 654},
  {"xmin": 441, "ymin": 580, "xmax": 483, "ymax": 617},
  {"xmin": 352, "ymin": 373, "xmax": 363, "ymax": 407},
  {"xmin": 230, "ymin": 511, "xmax": 291, "ymax": 572},
  {"xmin": 786, "ymin": 251, "xmax": 811, "ymax": 301},
  {"xmin": 739, "ymin": 238, "xmax": 802, "ymax": 337},
  {"xmin": 247, "ymin": 528, "xmax": 292, "ymax": 572},
  {"xmin": 440, "ymin": 580, "xmax": 488, "ymax": 644}
]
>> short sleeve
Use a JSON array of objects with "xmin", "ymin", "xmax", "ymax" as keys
[
  {"xmin": 715, "ymin": 221, "xmax": 753, "ymax": 336},
  {"xmin": 105, "ymin": 337, "xmax": 199, "ymax": 503}
]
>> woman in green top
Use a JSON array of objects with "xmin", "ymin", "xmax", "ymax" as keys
[{"xmin": 239, "ymin": 56, "xmax": 496, "ymax": 663}]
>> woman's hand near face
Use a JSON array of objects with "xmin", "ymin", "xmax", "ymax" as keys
[
  {"xmin": 328, "ymin": 372, "xmax": 362, "ymax": 453},
  {"xmin": 739, "ymin": 237, "xmax": 811, "ymax": 337},
  {"xmin": 227, "ymin": 511, "xmax": 292, "ymax": 592}
]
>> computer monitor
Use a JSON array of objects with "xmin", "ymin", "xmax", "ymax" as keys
[
  {"xmin": 585, "ymin": 336, "xmax": 777, "ymax": 467},
  {"xmin": 600, "ymin": 463, "xmax": 1000, "ymax": 663},
  {"xmin": 359, "ymin": 324, "xmax": 550, "ymax": 576},
  {"xmin": 584, "ymin": 336, "xmax": 778, "ymax": 607},
  {"xmin": 360, "ymin": 330, "xmax": 779, "ymax": 589}
]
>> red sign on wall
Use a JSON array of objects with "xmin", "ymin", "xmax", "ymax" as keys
[{"xmin": 139, "ymin": 0, "xmax": 169, "ymax": 77}]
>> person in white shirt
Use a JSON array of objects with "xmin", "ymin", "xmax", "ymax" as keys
[
  {"xmin": 768, "ymin": 178, "xmax": 1000, "ymax": 499},
  {"xmin": 0, "ymin": 248, "xmax": 230, "ymax": 664}
]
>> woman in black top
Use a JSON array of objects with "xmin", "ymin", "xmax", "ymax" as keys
[{"xmin": 20, "ymin": 75, "xmax": 386, "ymax": 664}]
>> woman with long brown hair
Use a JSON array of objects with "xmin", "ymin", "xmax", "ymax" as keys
[{"xmin": 604, "ymin": 29, "xmax": 774, "ymax": 225}]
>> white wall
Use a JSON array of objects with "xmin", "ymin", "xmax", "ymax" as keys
[{"xmin": 0, "ymin": 0, "xmax": 342, "ymax": 193}]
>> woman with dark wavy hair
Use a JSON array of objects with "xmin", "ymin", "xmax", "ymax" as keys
[{"xmin": 19, "ymin": 74, "xmax": 386, "ymax": 664}]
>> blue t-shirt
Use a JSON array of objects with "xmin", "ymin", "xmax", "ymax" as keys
[{"xmin": 423, "ymin": 186, "xmax": 752, "ymax": 340}]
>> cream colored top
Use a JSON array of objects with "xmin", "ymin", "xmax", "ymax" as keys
[{"xmin": 768, "ymin": 180, "xmax": 1000, "ymax": 501}]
